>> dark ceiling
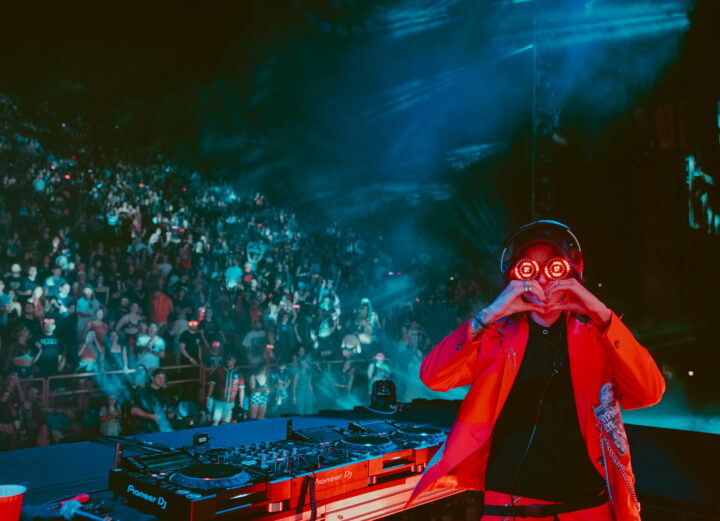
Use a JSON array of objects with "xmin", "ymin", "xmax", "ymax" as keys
[{"xmin": 1, "ymin": 0, "xmax": 718, "ymax": 332}]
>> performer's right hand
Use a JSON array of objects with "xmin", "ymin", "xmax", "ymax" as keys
[{"xmin": 480, "ymin": 279, "xmax": 547, "ymax": 325}]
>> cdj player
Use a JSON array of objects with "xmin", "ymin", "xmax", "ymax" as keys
[{"xmin": 109, "ymin": 420, "xmax": 447, "ymax": 521}]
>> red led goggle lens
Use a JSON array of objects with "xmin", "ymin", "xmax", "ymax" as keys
[
  {"xmin": 511, "ymin": 257, "xmax": 572, "ymax": 281},
  {"xmin": 544, "ymin": 257, "xmax": 571, "ymax": 280},
  {"xmin": 511, "ymin": 259, "xmax": 540, "ymax": 281}
]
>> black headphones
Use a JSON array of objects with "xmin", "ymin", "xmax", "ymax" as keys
[{"xmin": 499, "ymin": 220, "xmax": 584, "ymax": 281}]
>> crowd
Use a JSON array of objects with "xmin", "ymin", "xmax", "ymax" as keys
[{"xmin": 0, "ymin": 94, "xmax": 474, "ymax": 451}]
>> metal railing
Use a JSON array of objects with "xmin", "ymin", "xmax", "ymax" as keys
[
  {"xmin": 17, "ymin": 358, "xmax": 378, "ymax": 407},
  {"xmin": 17, "ymin": 365, "xmax": 203, "ymax": 407}
]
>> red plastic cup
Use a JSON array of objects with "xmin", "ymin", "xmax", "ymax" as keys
[{"xmin": 0, "ymin": 485, "xmax": 26, "ymax": 521}]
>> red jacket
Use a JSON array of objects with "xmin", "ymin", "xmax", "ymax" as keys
[{"xmin": 407, "ymin": 311, "xmax": 665, "ymax": 521}]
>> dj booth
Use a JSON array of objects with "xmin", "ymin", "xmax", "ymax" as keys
[{"xmin": 1, "ymin": 400, "xmax": 718, "ymax": 521}]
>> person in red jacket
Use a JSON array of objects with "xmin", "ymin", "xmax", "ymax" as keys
[{"xmin": 407, "ymin": 220, "xmax": 665, "ymax": 521}]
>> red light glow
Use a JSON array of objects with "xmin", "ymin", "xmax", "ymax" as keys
[
  {"xmin": 512, "ymin": 258, "xmax": 540, "ymax": 280},
  {"xmin": 544, "ymin": 258, "xmax": 571, "ymax": 280}
]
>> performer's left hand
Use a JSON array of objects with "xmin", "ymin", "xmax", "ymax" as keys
[{"xmin": 544, "ymin": 278, "xmax": 612, "ymax": 329}]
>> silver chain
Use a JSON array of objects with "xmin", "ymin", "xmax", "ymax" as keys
[
  {"xmin": 600, "ymin": 436, "xmax": 614, "ymax": 506},
  {"xmin": 599, "ymin": 434, "xmax": 641, "ymax": 511}
]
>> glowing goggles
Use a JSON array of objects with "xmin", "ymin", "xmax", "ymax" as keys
[{"xmin": 510, "ymin": 257, "xmax": 573, "ymax": 281}]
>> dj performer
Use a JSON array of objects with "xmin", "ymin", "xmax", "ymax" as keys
[{"xmin": 407, "ymin": 220, "xmax": 665, "ymax": 521}]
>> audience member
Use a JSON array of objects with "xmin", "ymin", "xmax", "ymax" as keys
[
  {"xmin": 130, "ymin": 368, "xmax": 171, "ymax": 432},
  {"xmin": 18, "ymin": 386, "xmax": 49, "ymax": 447},
  {"xmin": 248, "ymin": 365, "xmax": 270, "ymax": 420},
  {"xmin": 292, "ymin": 357, "xmax": 315, "ymax": 416},
  {"xmin": 99, "ymin": 395, "xmax": 121, "ymax": 436},
  {"xmin": 35, "ymin": 318, "xmax": 65, "ymax": 377},
  {"xmin": 179, "ymin": 320, "xmax": 202, "ymax": 366},
  {"xmin": 206, "ymin": 355, "xmax": 244, "ymax": 425}
]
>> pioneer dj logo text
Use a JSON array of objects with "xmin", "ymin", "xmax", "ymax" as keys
[
  {"xmin": 126, "ymin": 484, "xmax": 168, "ymax": 510},
  {"xmin": 315, "ymin": 470, "xmax": 352, "ymax": 486}
]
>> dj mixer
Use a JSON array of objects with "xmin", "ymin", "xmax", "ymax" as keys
[{"xmin": 109, "ymin": 420, "xmax": 447, "ymax": 520}]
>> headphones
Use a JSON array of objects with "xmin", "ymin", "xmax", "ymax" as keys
[{"xmin": 499, "ymin": 220, "xmax": 584, "ymax": 282}]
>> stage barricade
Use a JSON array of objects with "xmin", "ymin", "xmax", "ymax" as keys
[{"xmin": 16, "ymin": 358, "xmax": 378, "ymax": 408}]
